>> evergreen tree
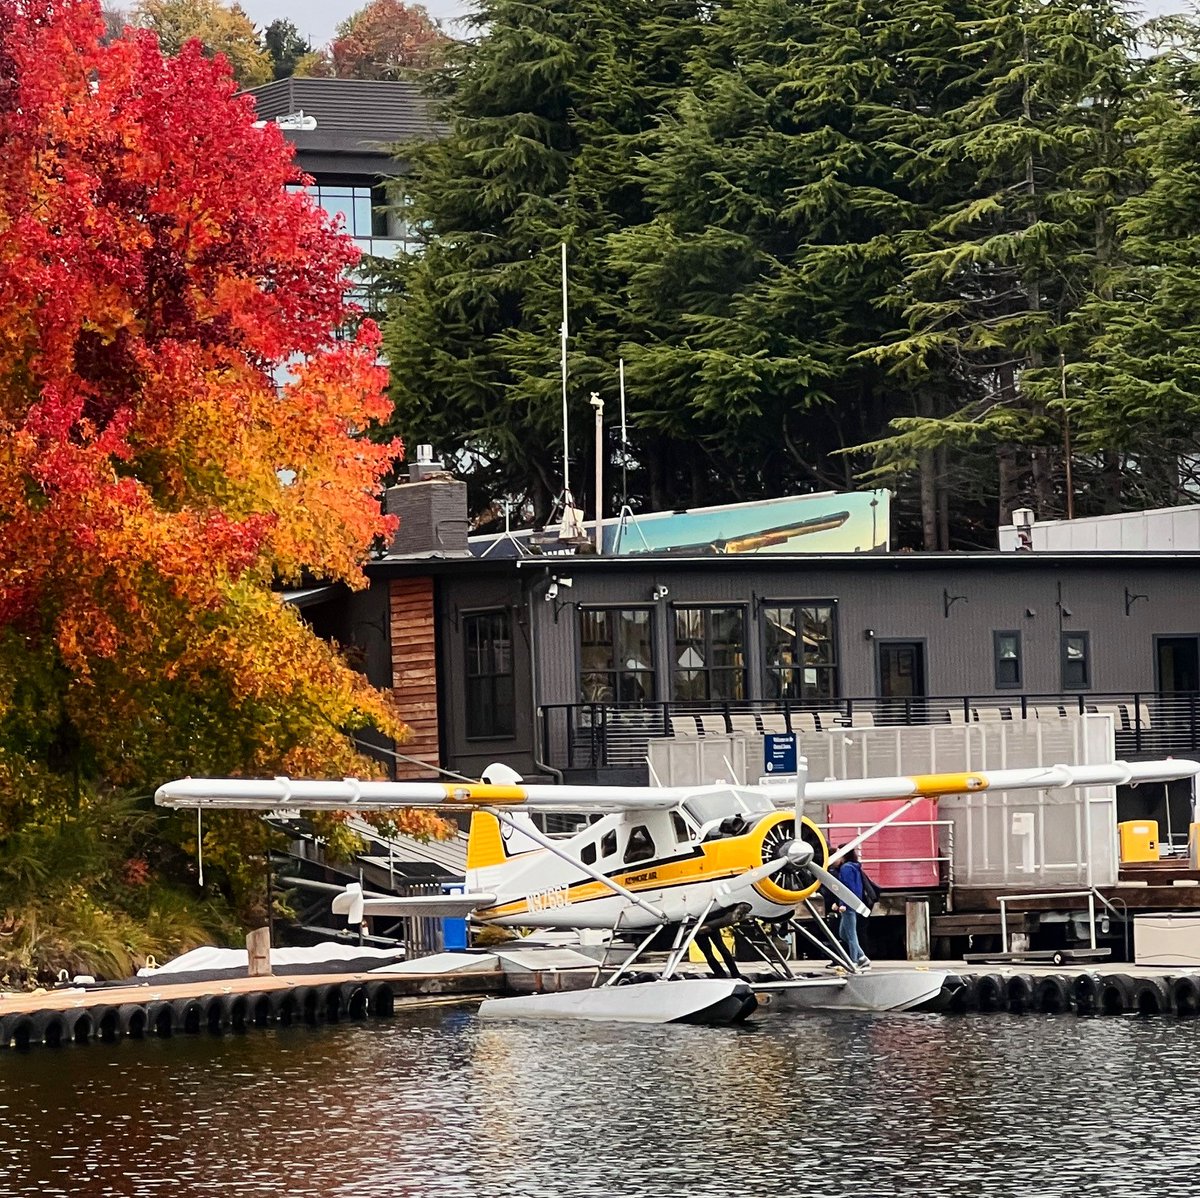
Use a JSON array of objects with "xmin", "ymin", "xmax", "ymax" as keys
[
  {"xmin": 383, "ymin": 0, "xmax": 703, "ymax": 523},
  {"xmin": 611, "ymin": 0, "xmax": 993, "ymax": 537},
  {"xmin": 858, "ymin": 0, "xmax": 1143, "ymax": 526},
  {"xmin": 1062, "ymin": 19, "xmax": 1200, "ymax": 509},
  {"xmin": 263, "ymin": 17, "xmax": 310, "ymax": 80}
]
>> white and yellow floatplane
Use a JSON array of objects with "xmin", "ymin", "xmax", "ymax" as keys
[{"xmin": 155, "ymin": 756, "xmax": 1200, "ymax": 1026}]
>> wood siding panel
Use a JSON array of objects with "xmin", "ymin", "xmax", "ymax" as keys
[{"xmin": 389, "ymin": 577, "xmax": 440, "ymax": 780}]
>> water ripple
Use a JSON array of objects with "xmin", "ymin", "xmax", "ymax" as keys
[{"xmin": 0, "ymin": 1008, "xmax": 1195, "ymax": 1197}]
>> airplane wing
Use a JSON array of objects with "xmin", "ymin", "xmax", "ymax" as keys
[
  {"xmin": 789, "ymin": 758, "xmax": 1200, "ymax": 804},
  {"xmin": 155, "ymin": 758, "xmax": 1200, "ymax": 814},
  {"xmin": 154, "ymin": 775, "xmax": 685, "ymax": 812}
]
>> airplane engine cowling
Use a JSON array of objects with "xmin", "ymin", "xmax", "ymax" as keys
[{"xmin": 751, "ymin": 811, "xmax": 829, "ymax": 907}]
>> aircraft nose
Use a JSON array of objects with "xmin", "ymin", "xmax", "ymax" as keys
[{"xmin": 781, "ymin": 839, "xmax": 814, "ymax": 868}]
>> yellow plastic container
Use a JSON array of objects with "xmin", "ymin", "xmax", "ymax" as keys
[{"xmin": 1118, "ymin": 819, "xmax": 1159, "ymax": 864}]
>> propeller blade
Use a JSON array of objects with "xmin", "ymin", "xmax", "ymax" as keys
[
  {"xmin": 794, "ymin": 757, "xmax": 810, "ymax": 827},
  {"xmin": 807, "ymin": 861, "xmax": 870, "ymax": 917},
  {"xmin": 735, "ymin": 852, "xmax": 797, "ymax": 891},
  {"xmin": 331, "ymin": 882, "xmax": 365, "ymax": 926}
]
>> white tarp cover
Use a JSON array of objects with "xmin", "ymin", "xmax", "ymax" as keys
[{"xmin": 138, "ymin": 942, "xmax": 406, "ymax": 977}]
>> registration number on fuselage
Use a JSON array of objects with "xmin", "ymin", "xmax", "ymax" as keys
[{"xmin": 526, "ymin": 885, "xmax": 570, "ymax": 913}]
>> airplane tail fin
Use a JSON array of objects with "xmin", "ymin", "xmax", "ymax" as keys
[
  {"xmin": 466, "ymin": 811, "xmax": 508, "ymax": 871},
  {"xmin": 466, "ymin": 810, "xmax": 542, "ymax": 874}
]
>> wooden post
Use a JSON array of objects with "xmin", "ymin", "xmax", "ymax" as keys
[
  {"xmin": 905, "ymin": 899, "xmax": 931, "ymax": 961},
  {"xmin": 247, "ymin": 927, "xmax": 273, "ymax": 977}
]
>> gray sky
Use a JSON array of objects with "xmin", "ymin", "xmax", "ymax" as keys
[
  {"xmin": 238, "ymin": 1, "xmax": 1188, "ymax": 50},
  {"xmin": 241, "ymin": 1, "xmax": 1190, "ymax": 49},
  {"xmin": 238, "ymin": 1, "xmax": 473, "ymax": 46}
]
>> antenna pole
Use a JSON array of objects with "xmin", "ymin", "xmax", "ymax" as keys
[
  {"xmin": 1060, "ymin": 350, "xmax": 1075, "ymax": 521},
  {"xmin": 618, "ymin": 358, "xmax": 629, "ymax": 511},
  {"xmin": 591, "ymin": 392, "xmax": 604, "ymax": 555},
  {"xmin": 560, "ymin": 242, "xmax": 571, "ymax": 500}
]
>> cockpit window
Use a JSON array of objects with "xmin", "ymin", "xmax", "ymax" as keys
[
  {"xmin": 671, "ymin": 812, "xmax": 691, "ymax": 844},
  {"xmin": 624, "ymin": 824, "xmax": 655, "ymax": 864},
  {"xmin": 600, "ymin": 830, "xmax": 617, "ymax": 859},
  {"xmin": 683, "ymin": 787, "xmax": 774, "ymax": 828}
]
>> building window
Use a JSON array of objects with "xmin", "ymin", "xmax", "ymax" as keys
[
  {"xmin": 290, "ymin": 181, "xmax": 411, "ymax": 260},
  {"xmin": 464, "ymin": 610, "xmax": 515, "ymax": 739},
  {"xmin": 994, "ymin": 631, "xmax": 1022, "ymax": 689},
  {"xmin": 579, "ymin": 608, "xmax": 655, "ymax": 703},
  {"xmin": 673, "ymin": 606, "xmax": 746, "ymax": 702},
  {"xmin": 762, "ymin": 604, "xmax": 838, "ymax": 701},
  {"xmin": 1062, "ymin": 631, "xmax": 1091, "ymax": 690}
]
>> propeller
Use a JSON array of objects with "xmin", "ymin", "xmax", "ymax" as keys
[
  {"xmin": 754, "ymin": 755, "xmax": 870, "ymax": 916},
  {"xmin": 331, "ymin": 882, "xmax": 365, "ymax": 926}
]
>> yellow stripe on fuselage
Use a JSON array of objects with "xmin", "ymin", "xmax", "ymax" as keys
[{"xmin": 476, "ymin": 834, "xmax": 760, "ymax": 921}]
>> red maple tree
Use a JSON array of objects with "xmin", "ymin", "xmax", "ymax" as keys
[{"xmin": 0, "ymin": 2, "xmax": 448, "ymax": 849}]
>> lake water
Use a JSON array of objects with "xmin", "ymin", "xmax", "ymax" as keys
[{"xmin": 0, "ymin": 1004, "xmax": 1196, "ymax": 1197}]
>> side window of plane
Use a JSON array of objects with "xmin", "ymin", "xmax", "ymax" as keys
[
  {"xmin": 600, "ymin": 830, "xmax": 617, "ymax": 860},
  {"xmin": 624, "ymin": 825, "xmax": 654, "ymax": 864},
  {"xmin": 671, "ymin": 812, "xmax": 691, "ymax": 844},
  {"xmin": 581, "ymin": 841, "xmax": 597, "ymax": 865}
]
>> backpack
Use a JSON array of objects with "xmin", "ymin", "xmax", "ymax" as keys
[{"xmin": 859, "ymin": 870, "xmax": 881, "ymax": 910}]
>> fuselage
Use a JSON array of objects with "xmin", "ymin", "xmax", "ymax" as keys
[{"xmin": 465, "ymin": 786, "xmax": 827, "ymax": 931}]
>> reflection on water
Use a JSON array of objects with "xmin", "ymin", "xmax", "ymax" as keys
[{"xmin": 0, "ymin": 1006, "xmax": 1197, "ymax": 1197}]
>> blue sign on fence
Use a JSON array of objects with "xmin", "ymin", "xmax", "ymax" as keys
[{"xmin": 764, "ymin": 733, "xmax": 798, "ymax": 775}]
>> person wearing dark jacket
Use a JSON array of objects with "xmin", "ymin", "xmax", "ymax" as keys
[{"xmin": 832, "ymin": 848, "xmax": 870, "ymax": 968}]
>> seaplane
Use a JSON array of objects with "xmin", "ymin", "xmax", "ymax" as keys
[{"xmin": 155, "ymin": 756, "xmax": 1200, "ymax": 1026}]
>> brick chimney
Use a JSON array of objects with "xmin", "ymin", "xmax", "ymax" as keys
[{"xmin": 383, "ymin": 446, "xmax": 470, "ymax": 557}]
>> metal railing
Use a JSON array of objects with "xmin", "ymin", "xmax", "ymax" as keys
[
  {"xmin": 540, "ymin": 690, "xmax": 1200, "ymax": 771},
  {"xmin": 998, "ymin": 888, "xmax": 1128, "ymax": 952}
]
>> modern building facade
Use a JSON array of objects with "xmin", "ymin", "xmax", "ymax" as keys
[
  {"xmin": 328, "ymin": 476, "xmax": 1200, "ymax": 794},
  {"xmin": 245, "ymin": 77, "xmax": 443, "ymax": 296}
]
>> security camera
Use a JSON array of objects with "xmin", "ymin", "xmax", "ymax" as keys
[
  {"xmin": 558, "ymin": 576, "xmax": 574, "ymax": 589},
  {"xmin": 545, "ymin": 581, "xmax": 559, "ymax": 602},
  {"xmin": 653, "ymin": 584, "xmax": 669, "ymax": 601}
]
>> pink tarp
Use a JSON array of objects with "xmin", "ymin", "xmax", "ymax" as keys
[{"xmin": 825, "ymin": 798, "xmax": 941, "ymax": 889}]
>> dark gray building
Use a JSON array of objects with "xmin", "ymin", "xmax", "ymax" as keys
[
  {"xmin": 345, "ymin": 477, "xmax": 1200, "ymax": 787},
  {"xmin": 244, "ymin": 77, "xmax": 444, "ymax": 267}
]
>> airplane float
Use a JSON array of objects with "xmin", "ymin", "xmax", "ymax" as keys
[{"xmin": 156, "ymin": 756, "xmax": 1200, "ymax": 1026}]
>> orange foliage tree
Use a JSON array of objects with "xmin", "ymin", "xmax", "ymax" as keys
[
  {"xmin": 297, "ymin": 0, "xmax": 447, "ymax": 78},
  {"xmin": 0, "ymin": 0, "xmax": 449, "ymax": 934}
]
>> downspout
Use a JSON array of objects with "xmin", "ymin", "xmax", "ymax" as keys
[{"xmin": 526, "ymin": 568, "xmax": 564, "ymax": 783}]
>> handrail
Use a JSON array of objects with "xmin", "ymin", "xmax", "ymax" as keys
[{"xmin": 539, "ymin": 689, "xmax": 1200, "ymax": 770}]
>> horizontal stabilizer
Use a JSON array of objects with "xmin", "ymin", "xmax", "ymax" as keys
[
  {"xmin": 359, "ymin": 894, "xmax": 495, "ymax": 919},
  {"xmin": 331, "ymin": 882, "xmax": 493, "ymax": 924}
]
